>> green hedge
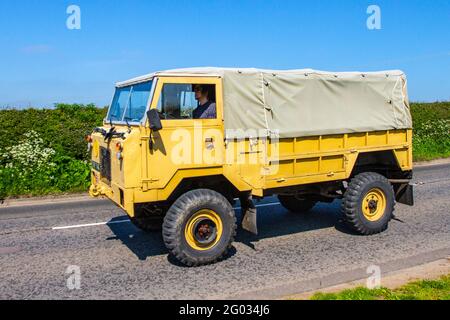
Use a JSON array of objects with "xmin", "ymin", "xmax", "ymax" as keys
[
  {"xmin": 0, "ymin": 104, "xmax": 107, "ymax": 162},
  {"xmin": 410, "ymin": 102, "xmax": 450, "ymax": 161},
  {"xmin": 410, "ymin": 101, "xmax": 450, "ymax": 124},
  {"xmin": 0, "ymin": 104, "xmax": 106, "ymax": 198},
  {"xmin": 0, "ymin": 102, "xmax": 449, "ymax": 198}
]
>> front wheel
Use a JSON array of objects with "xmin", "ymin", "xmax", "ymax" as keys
[
  {"xmin": 162, "ymin": 189, "xmax": 237, "ymax": 267},
  {"xmin": 342, "ymin": 172, "xmax": 395, "ymax": 235}
]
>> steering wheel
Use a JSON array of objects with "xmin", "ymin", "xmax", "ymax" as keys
[{"xmin": 164, "ymin": 112, "xmax": 177, "ymax": 119}]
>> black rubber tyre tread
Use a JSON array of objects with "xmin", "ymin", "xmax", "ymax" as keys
[
  {"xmin": 277, "ymin": 195, "xmax": 318, "ymax": 213},
  {"xmin": 342, "ymin": 172, "xmax": 395, "ymax": 235},
  {"xmin": 162, "ymin": 189, "xmax": 237, "ymax": 267}
]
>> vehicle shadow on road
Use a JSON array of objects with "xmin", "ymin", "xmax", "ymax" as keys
[
  {"xmin": 106, "ymin": 217, "xmax": 238, "ymax": 267},
  {"xmin": 106, "ymin": 217, "xmax": 168, "ymax": 261},
  {"xmin": 106, "ymin": 200, "xmax": 356, "ymax": 265},
  {"xmin": 235, "ymin": 200, "xmax": 356, "ymax": 249}
]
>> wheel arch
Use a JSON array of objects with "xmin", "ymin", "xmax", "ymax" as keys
[
  {"xmin": 350, "ymin": 150, "xmax": 412, "ymax": 180},
  {"xmin": 165, "ymin": 175, "xmax": 240, "ymax": 205}
]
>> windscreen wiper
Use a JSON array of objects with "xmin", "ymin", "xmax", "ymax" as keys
[
  {"xmin": 93, "ymin": 121, "xmax": 126, "ymax": 142},
  {"xmin": 104, "ymin": 126, "xmax": 126, "ymax": 142},
  {"xmin": 93, "ymin": 127, "xmax": 107, "ymax": 135},
  {"xmin": 123, "ymin": 117, "xmax": 132, "ymax": 133}
]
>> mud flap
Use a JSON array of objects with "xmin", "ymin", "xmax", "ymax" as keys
[
  {"xmin": 242, "ymin": 207, "xmax": 258, "ymax": 235},
  {"xmin": 396, "ymin": 183, "xmax": 414, "ymax": 206},
  {"xmin": 240, "ymin": 194, "xmax": 258, "ymax": 235}
]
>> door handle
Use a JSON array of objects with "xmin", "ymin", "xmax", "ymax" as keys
[{"xmin": 205, "ymin": 137, "xmax": 214, "ymax": 150}]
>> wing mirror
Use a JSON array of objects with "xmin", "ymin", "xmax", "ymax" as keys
[{"xmin": 147, "ymin": 109, "xmax": 162, "ymax": 131}]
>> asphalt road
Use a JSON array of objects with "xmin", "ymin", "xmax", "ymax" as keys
[{"xmin": 0, "ymin": 164, "xmax": 449, "ymax": 299}]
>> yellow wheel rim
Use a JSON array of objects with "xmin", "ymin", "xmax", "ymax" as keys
[
  {"xmin": 362, "ymin": 188, "xmax": 387, "ymax": 221},
  {"xmin": 184, "ymin": 209, "xmax": 223, "ymax": 251}
]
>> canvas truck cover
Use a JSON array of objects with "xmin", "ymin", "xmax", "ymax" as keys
[{"xmin": 127, "ymin": 67, "xmax": 412, "ymax": 139}]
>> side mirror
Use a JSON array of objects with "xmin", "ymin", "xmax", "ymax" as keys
[{"xmin": 147, "ymin": 109, "xmax": 162, "ymax": 131}]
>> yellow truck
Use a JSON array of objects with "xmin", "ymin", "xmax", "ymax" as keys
[{"xmin": 88, "ymin": 67, "xmax": 414, "ymax": 266}]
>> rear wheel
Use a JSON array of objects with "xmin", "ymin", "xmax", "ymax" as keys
[
  {"xmin": 278, "ymin": 195, "xmax": 317, "ymax": 213},
  {"xmin": 342, "ymin": 172, "xmax": 395, "ymax": 235},
  {"xmin": 162, "ymin": 189, "xmax": 237, "ymax": 267}
]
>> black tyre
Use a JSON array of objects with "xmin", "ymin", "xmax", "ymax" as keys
[
  {"xmin": 130, "ymin": 203, "xmax": 168, "ymax": 232},
  {"xmin": 162, "ymin": 189, "xmax": 237, "ymax": 267},
  {"xmin": 278, "ymin": 195, "xmax": 317, "ymax": 213},
  {"xmin": 342, "ymin": 172, "xmax": 395, "ymax": 235}
]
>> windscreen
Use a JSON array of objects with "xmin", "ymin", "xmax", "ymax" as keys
[{"xmin": 106, "ymin": 80, "xmax": 153, "ymax": 123}]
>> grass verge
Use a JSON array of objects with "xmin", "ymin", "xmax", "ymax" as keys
[{"xmin": 311, "ymin": 274, "xmax": 450, "ymax": 300}]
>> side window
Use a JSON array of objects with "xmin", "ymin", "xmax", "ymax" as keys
[{"xmin": 156, "ymin": 83, "xmax": 217, "ymax": 120}]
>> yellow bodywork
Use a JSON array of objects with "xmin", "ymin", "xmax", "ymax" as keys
[{"xmin": 89, "ymin": 76, "xmax": 413, "ymax": 217}]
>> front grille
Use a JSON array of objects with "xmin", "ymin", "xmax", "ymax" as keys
[{"xmin": 100, "ymin": 147, "xmax": 111, "ymax": 184}]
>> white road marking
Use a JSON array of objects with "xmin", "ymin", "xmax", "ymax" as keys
[
  {"xmin": 52, "ymin": 202, "xmax": 281, "ymax": 230},
  {"xmin": 52, "ymin": 219, "xmax": 130, "ymax": 230}
]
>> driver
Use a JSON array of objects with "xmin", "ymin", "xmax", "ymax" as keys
[{"xmin": 193, "ymin": 84, "xmax": 216, "ymax": 119}]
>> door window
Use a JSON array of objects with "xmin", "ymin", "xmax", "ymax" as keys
[{"xmin": 156, "ymin": 83, "xmax": 216, "ymax": 120}]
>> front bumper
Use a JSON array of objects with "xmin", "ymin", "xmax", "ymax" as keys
[
  {"xmin": 89, "ymin": 170, "xmax": 134, "ymax": 215},
  {"xmin": 89, "ymin": 170, "xmax": 113, "ymax": 198}
]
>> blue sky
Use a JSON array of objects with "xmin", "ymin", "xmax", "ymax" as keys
[{"xmin": 0, "ymin": 0, "xmax": 449, "ymax": 107}]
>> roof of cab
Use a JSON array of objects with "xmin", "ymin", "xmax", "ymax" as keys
[
  {"xmin": 116, "ymin": 67, "xmax": 226, "ymax": 87},
  {"xmin": 115, "ymin": 67, "xmax": 317, "ymax": 87},
  {"xmin": 115, "ymin": 67, "xmax": 405, "ymax": 87}
]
